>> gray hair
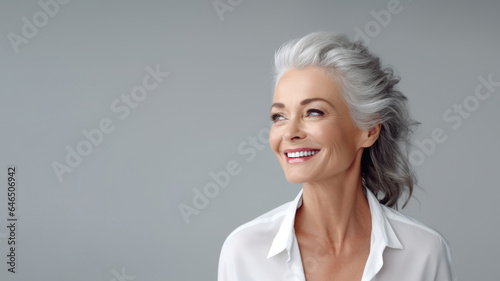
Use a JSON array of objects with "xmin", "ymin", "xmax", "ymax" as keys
[{"xmin": 273, "ymin": 32, "xmax": 419, "ymax": 209}]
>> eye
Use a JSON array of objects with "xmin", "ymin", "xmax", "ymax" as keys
[
  {"xmin": 271, "ymin": 113, "xmax": 285, "ymax": 122},
  {"xmin": 307, "ymin": 109, "xmax": 324, "ymax": 117}
]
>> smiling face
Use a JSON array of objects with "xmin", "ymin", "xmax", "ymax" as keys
[{"xmin": 269, "ymin": 66, "xmax": 379, "ymax": 184}]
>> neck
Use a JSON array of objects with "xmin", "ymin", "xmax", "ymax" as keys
[{"xmin": 294, "ymin": 149, "xmax": 372, "ymax": 253}]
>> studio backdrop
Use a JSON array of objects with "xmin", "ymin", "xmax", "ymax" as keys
[{"xmin": 0, "ymin": 0, "xmax": 499, "ymax": 280}]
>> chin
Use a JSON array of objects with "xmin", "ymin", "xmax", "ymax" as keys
[{"xmin": 284, "ymin": 172, "xmax": 312, "ymax": 184}]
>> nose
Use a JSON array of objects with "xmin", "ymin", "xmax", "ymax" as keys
[{"xmin": 283, "ymin": 118, "xmax": 306, "ymax": 141}]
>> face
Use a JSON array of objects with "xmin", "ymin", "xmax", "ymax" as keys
[{"xmin": 269, "ymin": 66, "xmax": 378, "ymax": 184}]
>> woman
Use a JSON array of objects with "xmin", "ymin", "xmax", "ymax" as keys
[{"xmin": 218, "ymin": 32, "xmax": 454, "ymax": 281}]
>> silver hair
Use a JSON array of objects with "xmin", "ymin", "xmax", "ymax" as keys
[{"xmin": 273, "ymin": 32, "xmax": 419, "ymax": 209}]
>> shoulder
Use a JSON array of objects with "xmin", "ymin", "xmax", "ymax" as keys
[
  {"xmin": 383, "ymin": 205, "xmax": 451, "ymax": 253},
  {"xmin": 220, "ymin": 200, "xmax": 290, "ymax": 256},
  {"xmin": 381, "ymin": 205, "xmax": 454, "ymax": 279},
  {"xmin": 218, "ymin": 200, "xmax": 293, "ymax": 280}
]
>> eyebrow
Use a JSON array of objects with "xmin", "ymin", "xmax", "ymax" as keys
[{"xmin": 270, "ymin": 98, "xmax": 335, "ymax": 110}]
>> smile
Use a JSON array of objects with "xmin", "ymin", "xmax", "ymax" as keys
[
  {"xmin": 284, "ymin": 148, "xmax": 320, "ymax": 163},
  {"xmin": 286, "ymin": 150, "xmax": 319, "ymax": 158}
]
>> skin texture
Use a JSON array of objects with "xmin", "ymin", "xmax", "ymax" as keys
[{"xmin": 269, "ymin": 66, "xmax": 382, "ymax": 281}]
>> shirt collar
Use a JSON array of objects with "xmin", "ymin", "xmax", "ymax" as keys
[
  {"xmin": 266, "ymin": 187, "xmax": 403, "ymax": 262},
  {"xmin": 266, "ymin": 188, "xmax": 303, "ymax": 260}
]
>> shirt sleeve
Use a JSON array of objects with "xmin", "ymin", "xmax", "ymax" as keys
[
  {"xmin": 217, "ymin": 235, "xmax": 240, "ymax": 281},
  {"xmin": 431, "ymin": 236, "xmax": 455, "ymax": 281},
  {"xmin": 217, "ymin": 242, "xmax": 231, "ymax": 281}
]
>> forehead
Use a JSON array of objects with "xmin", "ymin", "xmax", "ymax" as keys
[{"xmin": 273, "ymin": 66, "xmax": 342, "ymax": 104}]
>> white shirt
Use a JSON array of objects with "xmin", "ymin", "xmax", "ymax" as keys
[{"xmin": 218, "ymin": 188, "xmax": 454, "ymax": 281}]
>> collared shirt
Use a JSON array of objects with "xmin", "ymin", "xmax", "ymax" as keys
[{"xmin": 218, "ymin": 188, "xmax": 454, "ymax": 281}]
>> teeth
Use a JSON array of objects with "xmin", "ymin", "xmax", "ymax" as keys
[{"xmin": 287, "ymin": 150, "xmax": 318, "ymax": 158}]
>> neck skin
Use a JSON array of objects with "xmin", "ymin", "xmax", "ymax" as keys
[{"xmin": 294, "ymin": 148, "xmax": 372, "ymax": 255}]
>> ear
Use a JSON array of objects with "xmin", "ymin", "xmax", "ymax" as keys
[{"xmin": 360, "ymin": 123, "xmax": 382, "ymax": 148}]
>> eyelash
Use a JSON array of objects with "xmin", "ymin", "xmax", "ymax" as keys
[
  {"xmin": 307, "ymin": 109, "xmax": 324, "ymax": 116},
  {"xmin": 270, "ymin": 114, "xmax": 283, "ymax": 122},
  {"xmin": 270, "ymin": 109, "xmax": 324, "ymax": 122}
]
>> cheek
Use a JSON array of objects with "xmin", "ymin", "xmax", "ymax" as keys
[
  {"xmin": 309, "ymin": 124, "xmax": 355, "ymax": 156},
  {"xmin": 268, "ymin": 128, "xmax": 281, "ymax": 153},
  {"xmin": 309, "ymin": 123, "xmax": 336, "ymax": 145}
]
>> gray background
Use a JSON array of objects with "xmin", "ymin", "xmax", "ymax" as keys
[{"xmin": 0, "ymin": 0, "xmax": 499, "ymax": 280}]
